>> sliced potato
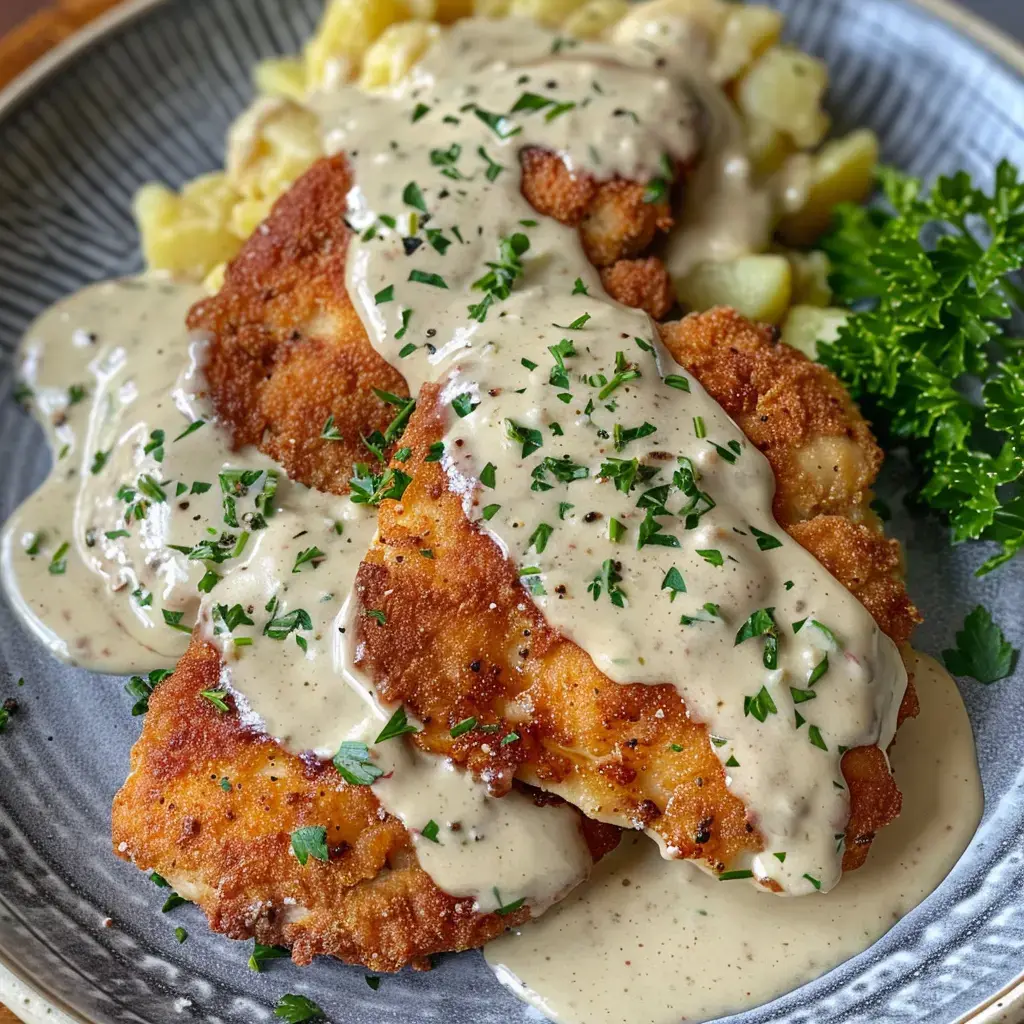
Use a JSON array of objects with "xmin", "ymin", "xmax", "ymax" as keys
[
  {"xmin": 563, "ymin": 0, "xmax": 630, "ymax": 38},
  {"xmin": 253, "ymin": 57, "xmax": 308, "ymax": 102},
  {"xmin": 712, "ymin": 5, "xmax": 782, "ymax": 82},
  {"xmin": 777, "ymin": 129, "xmax": 880, "ymax": 246},
  {"xmin": 736, "ymin": 46, "xmax": 830, "ymax": 149},
  {"xmin": 780, "ymin": 305, "xmax": 849, "ymax": 360},
  {"xmin": 509, "ymin": 0, "xmax": 588, "ymax": 27},
  {"xmin": 675, "ymin": 254, "xmax": 792, "ymax": 325},
  {"xmin": 360, "ymin": 21, "xmax": 441, "ymax": 89}
]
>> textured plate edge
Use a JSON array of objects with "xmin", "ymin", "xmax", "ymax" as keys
[{"xmin": 0, "ymin": 0, "xmax": 1021, "ymax": 1022}]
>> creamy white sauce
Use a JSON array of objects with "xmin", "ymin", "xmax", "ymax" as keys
[
  {"xmin": 316, "ymin": 17, "xmax": 906, "ymax": 895},
  {"xmin": 487, "ymin": 653, "xmax": 982, "ymax": 1024},
  {"xmin": 2, "ymin": 274, "xmax": 593, "ymax": 919}
]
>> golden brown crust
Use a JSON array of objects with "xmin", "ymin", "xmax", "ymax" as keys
[
  {"xmin": 600, "ymin": 257, "xmax": 675, "ymax": 319},
  {"xmin": 658, "ymin": 308, "xmax": 884, "ymax": 526},
  {"xmin": 187, "ymin": 154, "xmax": 409, "ymax": 496},
  {"xmin": 354, "ymin": 309, "xmax": 921, "ymax": 878},
  {"xmin": 112, "ymin": 637, "xmax": 617, "ymax": 970},
  {"xmin": 519, "ymin": 148, "xmax": 675, "ymax": 266}
]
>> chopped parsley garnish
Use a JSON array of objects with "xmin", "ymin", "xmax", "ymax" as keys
[
  {"xmin": 402, "ymin": 181, "xmax": 427, "ymax": 213},
  {"xmin": 613, "ymin": 421, "xmax": 655, "ymax": 450},
  {"xmin": 291, "ymin": 825, "xmax": 329, "ymax": 865},
  {"xmin": 90, "ymin": 449, "xmax": 111, "ymax": 474},
  {"xmin": 558, "ymin": 502, "xmax": 574, "ymax": 520},
  {"xmin": 292, "ymin": 546, "xmax": 325, "ymax": 573},
  {"xmin": 273, "ymin": 994, "xmax": 326, "ymax": 1023},
  {"xmin": 374, "ymin": 285, "xmax": 394, "ymax": 305},
  {"xmin": 144, "ymin": 429, "xmax": 165, "ymax": 462},
  {"xmin": 553, "ymin": 313, "xmax": 591, "ymax": 330},
  {"xmin": 637, "ymin": 508, "xmax": 680, "ymax": 549},
  {"xmin": 366, "ymin": 976, "xmax": 381, "ymax": 991},
  {"xmin": 264, "ymin": 608, "xmax": 313, "ymax": 640},
  {"xmin": 469, "ymin": 232, "xmax": 529, "ymax": 321},
  {"xmin": 493, "ymin": 887, "xmax": 526, "ymax": 916},
  {"xmin": 124, "ymin": 668, "xmax": 171, "ymax": 716},
  {"xmin": 411, "ymin": 102, "xmax": 430, "ymax": 122},
  {"xmin": 661, "ymin": 566, "xmax": 686, "ymax": 599},
  {"xmin": 482, "ymin": 504, "xmax": 501, "ymax": 520},
  {"xmin": 697, "ymin": 548, "xmax": 723, "ymax": 566},
  {"xmin": 48, "ymin": 541, "xmax": 70, "ymax": 575},
  {"xmin": 807, "ymin": 654, "xmax": 830, "ymax": 686},
  {"xmin": 248, "ymin": 942, "xmax": 290, "ymax": 972},
  {"xmin": 572, "ymin": 277, "xmax": 589, "ymax": 295},
  {"xmin": 693, "ymin": 416, "xmax": 706, "ymax": 439},
  {"xmin": 774, "ymin": 852, "xmax": 787, "ymax": 863},
  {"xmin": 943, "ymin": 605, "xmax": 1017, "ymax": 683},
  {"xmin": 162, "ymin": 609, "xmax": 191, "ymax": 633},
  {"xmin": 426, "ymin": 441, "xmax": 445, "ymax": 462},
  {"xmin": 161, "ymin": 893, "xmax": 188, "ymax": 913},
  {"xmin": 480, "ymin": 462, "xmax": 497, "ymax": 488},
  {"xmin": 510, "ymin": 91, "xmax": 551, "ymax": 113},
  {"xmin": 349, "ymin": 464, "xmax": 412, "ymax": 505},
  {"xmin": 199, "ymin": 688, "xmax": 230, "ymax": 712},
  {"xmin": 803, "ymin": 873, "xmax": 822, "ymax": 891},
  {"xmin": 408, "ymin": 269, "xmax": 448, "ymax": 289},
  {"xmin": 663, "ymin": 374, "xmax": 690, "ymax": 392},
  {"xmin": 725, "ymin": 755, "xmax": 740, "ymax": 767},
  {"xmin": 477, "ymin": 145, "xmax": 505, "ymax": 181},
  {"xmin": 365, "ymin": 609, "xmax": 387, "ymax": 626},
  {"xmin": 528, "ymin": 522, "xmax": 554, "ymax": 553},
  {"xmin": 790, "ymin": 686, "xmax": 818, "ymax": 705},
  {"xmin": 421, "ymin": 820, "xmax": 441, "ymax": 843},
  {"xmin": 643, "ymin": 153, "xmax": 675, "ymax": 204},
  {"xmin": 717, "ymin": 870, "xmax": 754, "ymax": 882},
  {"xmin": 501, "ymin": 732, "xmax": 520, "ymax": 746},
  {"xmin": 474, "ymin": 107, "xmax": 521, "ymax": 139},
  {"xmin": 376, "ymin": 705, "xmax": 418, "ymax": 742},
  {"xmin": 530, "ymin": 456, "xmax": 588, "ymax": 491},
  {"xmin": 505, "ymin": 418, "xmax": 543, "ymax": 457},
  {"xmin": 588, "ymin": 559, "xmax": 625, "ymax": 607},
  {"xmin": 333, "ymin": 741, "xmax": 383, "ymax": 786},
  {"xmin": 396, "ymin": 310, "xmax": 414, "ymax": 343},
  {"xmin": 749, "ymin": 526, "xmax": 783, "ymax": 551},
  {"xmin": 197, "ymin": 569, "xmax": 220, "ymax": 593},
  {"xmin": 452, "ymin": 392, "xmax": 478, "ymax": 418},
  {"xmin": 743, "ymin": 685, "xmax": 778, "ymax": 723},
  {"xmin": 450, "ymin": 716, "xmax": 477, "ymax": 738},
  {"xmin": 174, "ymin": 927, "xmax": 188, "ymax": 943},
  {"xmin": 608, "ymin": 517, "xmax": 626, "ymax": 542},
  {"xmin": 736, "ymin": 606, "xmax": 780, "ymax": 668},
  {"xmin": 67, "ymin": 383, "xmax": 87, "ymax": 405},
  {"xmin": 808, "ymin": 725, "xmax": 828, "ymax": 751}
]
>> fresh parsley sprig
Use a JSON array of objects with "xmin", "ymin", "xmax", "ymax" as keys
[{"xmin": 821, "ymin": 162, "xmax": 1024, "ymax": 575}]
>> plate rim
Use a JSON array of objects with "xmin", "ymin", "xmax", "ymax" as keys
[{"xmin": 0, "ymin": 0, "xmax": 1022, "ymax": 1021}]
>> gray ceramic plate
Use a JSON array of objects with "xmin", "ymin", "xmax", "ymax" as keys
[{"xmin": 1, "ymin": 1, "xmax": 1023, "ymax": 1022}]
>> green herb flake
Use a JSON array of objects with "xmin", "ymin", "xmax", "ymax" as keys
[
  {"xmin": 273, "ymin": 994, "xmax": 326, "ymax": 1023},
  {"xmin": 333, "ymin": 740, "xmax": 383, "ymax": 786},
  {"xmin": 450, "ymin": 716, "xmax": 477, "ymax": 738},
  {"xmin": 943, "ymin": 605, "xmax": 1017, "ymax": 683},
  {"xmin": 291, "ymin": 825, "xmax": 329, "ymax": 866}
]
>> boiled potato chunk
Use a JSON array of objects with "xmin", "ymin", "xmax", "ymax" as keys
[
  {"xmin": 563, "ymin": 0, "xmax": 630, "ymax": 38},
  {"xmin": 612, "ymin": 0, "xmax": 728, "ymax": 50},
  {"xmin": 360, "ymin": 21, "xmax": 441, "ymax": 89},
  {"xmin": 745, "ymin": 118, "xmax": 794, "ymax": 178},
  {"xmin": 782, "ymin": 248, "xmax": 832, "ymax": 307},
  {"xmin": 778, "ymin": 129, "xmax": 880, "ymax": 245},
  {"xmin": 736, "ymin": 46, "xmax": 830, "ymax": 149},
  {"xmin": 254, "ymin": 57, "xmax": 308, "ymax": 102},
  {"xmin": 473, "ymin": 0, "xmax": 511, "ymax": 14},
  {"xmin": 780, "ymin": 305, "xmax": 849, "ymax": 360},
  {"xmin": 305, "ymin": 0, "xmax": 411, "ymax": 88},
  {"xmin": 676, "ymin": 254, "xmax": 792, "ymax": 325},
  {"xmin": 713, "ymin": 5, "xmax": 783, "ymax": 82}
]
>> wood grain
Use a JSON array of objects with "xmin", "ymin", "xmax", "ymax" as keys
[{"xmin": 0, "ymin": 0, "xmax": 123, "ymax": 90}]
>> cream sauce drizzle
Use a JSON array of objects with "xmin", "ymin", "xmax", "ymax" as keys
[
  {"xmin": 486, "ymin": 653, "xmax": 982, "ymax": 1024},
  {"xmin": 2, "ymin": 274, "xmax": 592, "ymax": 919},
  {"xmin": 316, "ymin": 16, "xmax": 906, "ymax": 895}
]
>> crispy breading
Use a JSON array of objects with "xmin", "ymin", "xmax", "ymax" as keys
[
  {"xmin": 354, "ymin": 310, "xmax": 920, "ymax": 879},
  {"xmin": 657, "ymin": 308, "xmax": 884, "ymax": 527},
  {"xmin": 599, "ymin": 257, "xmax": 675, "ymax": 319},
  {"xmin": 112, "ymin": 637, "xmax": 618, "ymax": 971},
  {"xmin": 188, "ymin": 154, "xmax": 408, "ymax": 497}
]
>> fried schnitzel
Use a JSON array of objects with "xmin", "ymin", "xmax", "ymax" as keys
[
  {"xmin": 112, "ymin": 637, "xmax": 619, "ymax": 971},
  {"xmin": 353, "ymin": 310, "xmax": 920, "ymax": 878}
]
